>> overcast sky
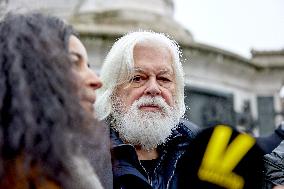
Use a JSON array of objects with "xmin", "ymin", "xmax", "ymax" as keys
[{"xmin": 174, "ymin": 0, "xmax": 284, "ymax": 58}]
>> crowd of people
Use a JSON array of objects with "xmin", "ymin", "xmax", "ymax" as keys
[{"xmin": 0, "ymin": 11, "xmax": 283, "ymax": 189}]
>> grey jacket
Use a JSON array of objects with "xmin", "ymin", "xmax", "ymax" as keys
[{"xmin": 263, "ymin": 140, "xmax": 284, "ymax": 188}]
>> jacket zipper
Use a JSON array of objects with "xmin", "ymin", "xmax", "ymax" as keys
[{"xmin": 138, "ymin": 160, "xmax": 152, "ymax": 185}]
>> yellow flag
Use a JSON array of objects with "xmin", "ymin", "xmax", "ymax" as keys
[{"xmin": 198, "ymin": 125, "xmax": 255, "ymax": 189}]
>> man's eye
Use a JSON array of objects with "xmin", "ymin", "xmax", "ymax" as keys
[
  {"xmin": 132, "ymin": 75, "xmax": 143, "ymax": 82},
  {"xmin": 158, "ymin": 77, "xmax": 171, "ymax": 82}
]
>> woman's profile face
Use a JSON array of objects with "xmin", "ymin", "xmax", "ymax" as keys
[{"xmin": 68, "ymin": 35, "xmax": 102, "ymax": 113}]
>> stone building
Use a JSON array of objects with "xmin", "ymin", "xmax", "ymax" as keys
[{"xmin": 2, "ymin": 0, "xmax": 284, "ymax": 136}]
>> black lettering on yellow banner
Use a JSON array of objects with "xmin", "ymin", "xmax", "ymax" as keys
[{"xmin": 198, "ymin": 125, "xmax": 255, "ymax": 189}]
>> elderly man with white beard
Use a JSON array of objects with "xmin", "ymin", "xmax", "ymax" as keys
[{"xmin": 95, "ymin": 31, "xmax": 199, "ymax": 189}]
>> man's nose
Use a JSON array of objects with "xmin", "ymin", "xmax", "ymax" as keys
[
  {"xmin": 144, "ymin": 78, "xmax": 161, "ymax": 96},
  {"xmin": 87, "ymin": 68, "xmax": 102, "ymax": 90}
]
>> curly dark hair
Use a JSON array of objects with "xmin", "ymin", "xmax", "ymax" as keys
[{"xmin": 0, "ymin": 12, "xmax": 90, "ymax": 187}]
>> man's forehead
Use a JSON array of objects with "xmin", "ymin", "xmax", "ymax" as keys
[{"xmin": 135, "ymin": 38, "xmax": 170, "ymax": 48}]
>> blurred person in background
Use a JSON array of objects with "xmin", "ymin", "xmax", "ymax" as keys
[
  {"xmin": 263, "ymin": 140, "xmax": 284, "ymax": 189},
  {"xmin": 257, "ymin": 123, "xmax": 284, "ymax": 189},
  {"xmin": 257, "ymin": 122, "xmax": 284, "ymax": 154},
  {"xmin": 0, "ymin": 12, "xmax": 110, "ymax": 189}
]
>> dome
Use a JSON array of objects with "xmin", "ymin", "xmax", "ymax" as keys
[
  {"xmin": 2, "ymin": 0, "xmax": 193, "ymax": 43},
  {"xmin": 72, "ymin": 0, "xmax": 193, "ymax": 43}
]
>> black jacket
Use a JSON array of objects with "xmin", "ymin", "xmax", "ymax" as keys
[
  {"xmin": 257, "ymin": 122, "xmax": 284, "ymax": 154},
  {"xmin": 111, "ymin": 119, "xmax": 199, "ymax": 189}
]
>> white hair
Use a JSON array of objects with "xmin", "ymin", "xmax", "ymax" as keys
[{"xmin": 95, "ymin": 31, "xmax": 185, "ymax": 120}]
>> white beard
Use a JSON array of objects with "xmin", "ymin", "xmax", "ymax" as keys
[{"xmin": 112, "ymin": 96, "xmax": 180, "ymax": 150}]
